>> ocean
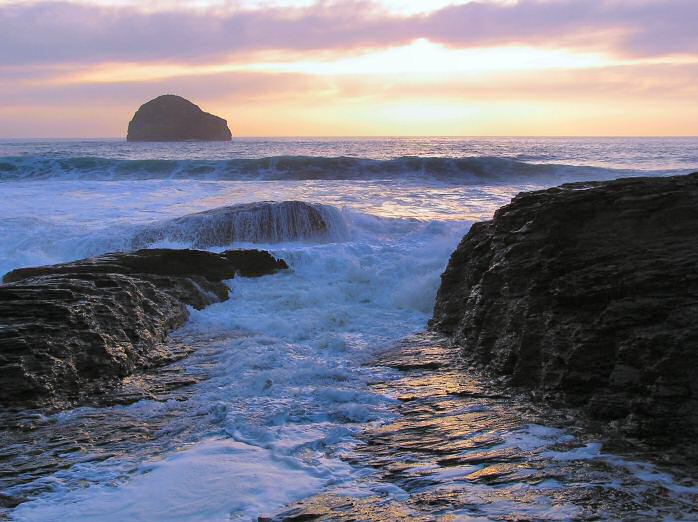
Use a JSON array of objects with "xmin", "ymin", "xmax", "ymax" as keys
[{"xmin": 1, "ymin": 137, "xmax": 697, "ymax": 520}]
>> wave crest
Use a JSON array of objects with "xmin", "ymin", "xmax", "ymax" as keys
[{"xmin": 0, "ymin": 155, "xmax": 630, "ymax": 183}]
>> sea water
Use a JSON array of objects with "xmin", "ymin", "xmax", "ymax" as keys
[{"xmin": 1, "ymin": 137, "xmax": 697, "ymax": 520}]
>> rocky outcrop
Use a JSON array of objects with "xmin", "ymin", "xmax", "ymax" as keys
[
  {"xmin": 126, "ymin": 95, "xmax": 232, "ymax": 142},
  {"xmin": 0, "ymin": 249, "xmax": 287, "ymax": 409},
  {"xmin": 431, "ymin": 172, "xmax": 698, "ymax": 441},
  {"xmin": 131, "ymin": 201, "xmax": 349, "ymax": 248}
]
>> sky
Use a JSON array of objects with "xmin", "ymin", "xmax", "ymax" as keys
[{"xmin": 0, "ymin": 0, "xmax": 697, "ymax": 137}]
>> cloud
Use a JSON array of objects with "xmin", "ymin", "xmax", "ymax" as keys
[
  {"xmin": 0, "ymin": 0, "xmax": 697, "ymax": 68},
  {"xmin": 0, "ymin": 1, "xmax": 414, "ymax": 66},
  {"xmin": 423, "ymin": 0, "xmax": 698, "ymax": 57},
  {"xmin": 0, "ymin": 70, "xmax": 321, "ymax": 106},
  {"xmin": 3, "ymin": 61, "xmax": 696, "ymax": 109},
  {"xmin": 1, "ymin": 0, "xmax": 697, "ymax": 137},
  {"xmin": 1, "ymin": 60, "xmax": 697, "ymax": 137}
]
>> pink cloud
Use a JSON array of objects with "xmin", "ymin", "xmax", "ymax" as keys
[{"xmin": 0, "ymin": 0, "xmax": 697, "ymax": 68}]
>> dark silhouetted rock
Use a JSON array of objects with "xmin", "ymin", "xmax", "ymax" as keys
[
  {"xmin": 431, "ymin": 172, "xmax": 698, "ymax": 442},
  {"xmin": 126, "ymin": 95, "xmax": 232, "ymax": 142},
  {"xmin": 0, "ymin": 249, "xmax": 287, "ymax": 409},
  {"xmin": 131, "ymin": 201, "xmax": 349, "ymax": 248}
]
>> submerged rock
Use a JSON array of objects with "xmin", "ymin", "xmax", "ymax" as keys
[
  {"xmin": 126, "ymin": 95, "xmax": 232, "ymax": 142},
  {"xmin": 131, "ymin": 200, "xmax": 349, "ymax": 248},
  {"xmin": 431, "ymin": 172, "xmax": 698, "ymax": 442},
  {"xmin": 0, "ymin": 249, "xmax": 287, "ymax": 409}
]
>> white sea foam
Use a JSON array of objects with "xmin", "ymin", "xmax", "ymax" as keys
[
  {"xmin": 0, "ymin": 178, "xmax": 496, "ymax": 276},
  {"xmin": 5, "ymin": 179, "xmax": 469, "ymax": 520},
  {"xmin": 11, "ymin": 438, "xmax": 355, "ymax": 522},
  {"xmin": 3, "ymin": 139, "xmax": 697, "ymax": 520}
]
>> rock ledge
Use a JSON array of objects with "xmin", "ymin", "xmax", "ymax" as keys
[{"xmin": 0, "ymin": 249, "xmax": 287, "ymax": 408}]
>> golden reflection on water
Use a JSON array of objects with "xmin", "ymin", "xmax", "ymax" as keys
[
  {"xmin": 180, "ymin": 180, "xmax": 535, "ymax": 222},
  {"xmin": 274, "ymin": 334, "xmax": 698, "ymax": 521}
]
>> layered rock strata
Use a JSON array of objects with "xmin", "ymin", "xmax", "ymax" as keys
[
  {"xmin": 0, "ymin": 248, "xmax": 287, "ymax": 408},
  {"xmin": 432, "ymin": 172, "xmax": 698, "ymax": 440}
]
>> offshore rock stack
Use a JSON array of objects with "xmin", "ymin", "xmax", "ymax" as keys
[{"xmin": 127, "ymin": 95, "xmax": 232, "ymax": 142}]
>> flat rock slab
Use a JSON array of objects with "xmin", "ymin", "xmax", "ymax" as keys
[
  {"xmin": 431, "ymin": 172, "xmax": 698, "ymax": 443},
  {"xmin": 0, "ymin": 248, "xmax": 287, "ymax": 409}
]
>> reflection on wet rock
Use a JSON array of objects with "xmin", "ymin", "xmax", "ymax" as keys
[{"xmin": 272, "ymin": 335, "xmax": 698, "ymax": 521}]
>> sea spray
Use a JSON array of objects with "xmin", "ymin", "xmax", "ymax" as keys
[{"xmin": 131, "ymin": 201, "xmax": 351, "ymax": 248}]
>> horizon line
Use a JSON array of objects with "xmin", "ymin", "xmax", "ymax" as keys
[{"xmin": 2, "ymin": 135, "xmax": 698, "ymax": 140}]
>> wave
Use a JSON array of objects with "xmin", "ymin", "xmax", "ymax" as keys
[
  {"xmin": 0, "ymin": 201, "xmax": 359, "ymax": 276},
  {"xmin": 131, "ymin": 201, "xmax": 350, "ymax": 248},
  {"xmin": 0, "ymin": 155, "xmax": 667, "ymax": 184}
]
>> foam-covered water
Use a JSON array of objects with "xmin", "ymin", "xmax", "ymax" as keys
[{"xmin": 1, "ymin": 138, "xmax": 697, "ymax": 520}]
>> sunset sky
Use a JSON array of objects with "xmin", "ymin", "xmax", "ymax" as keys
[{"xmin": 1, "ymin": 0, "xmax": 697, "ymax": 137}]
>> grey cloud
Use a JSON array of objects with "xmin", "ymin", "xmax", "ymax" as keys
[
  {"xmin": 0, "ymin": 0, "xmax": 696, "ymax": 68},
  {"xmin": 0, "ymin": 1, "xmax": 414, "ymax": 66},
  {"xmin": 423, "ymin": 0, "xmax": 698, "ymax": 56}
]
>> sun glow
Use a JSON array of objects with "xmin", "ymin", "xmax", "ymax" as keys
[
  {"xmin": 2, "ymin": 0, "xmax": 697, "ymax": 137},
  {"xmin": 255, "ymin": 40, "xmax": 614, "ymax": 76},
  {"xmin": 55, "ymin": 39, "xmax": 618, "ymax": 86}
]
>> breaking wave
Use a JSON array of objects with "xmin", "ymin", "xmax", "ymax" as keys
[
  {"xmin": 0, "ymin": 155, "xmax": 663, "ymax": 184},
  {"xmin": 131, "ymin": 201, "xmax": 351, "ymax": 248},
  {"xmin": 0, "ymin": 202, "xmax": 374, "ymax": 276}
]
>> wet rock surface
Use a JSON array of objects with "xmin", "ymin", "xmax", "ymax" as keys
[
  {"xmin": 126, "ymin": 94, "xmax": 232, "ymax": 142},
  {"xmin": 0, "ymin": 249, "xmax": 287, "ymax": 409},
  {"xmin": 2, "ymin": 337, "xmax": 696, "ymax": 520},
  {"xmin": 271, "ymin": 336, "xmax": 698, "ymax": 521},
  {"xmin": 131, "ymin": 200, "xmax": 348, "ymax": 248},
  {"xmin": 431, "ymin": 172, "xmax": 698, "ymax": 442},
  {"xmin": 0, "ymin": 330, "xmax": 231, "ymax": 516}
]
